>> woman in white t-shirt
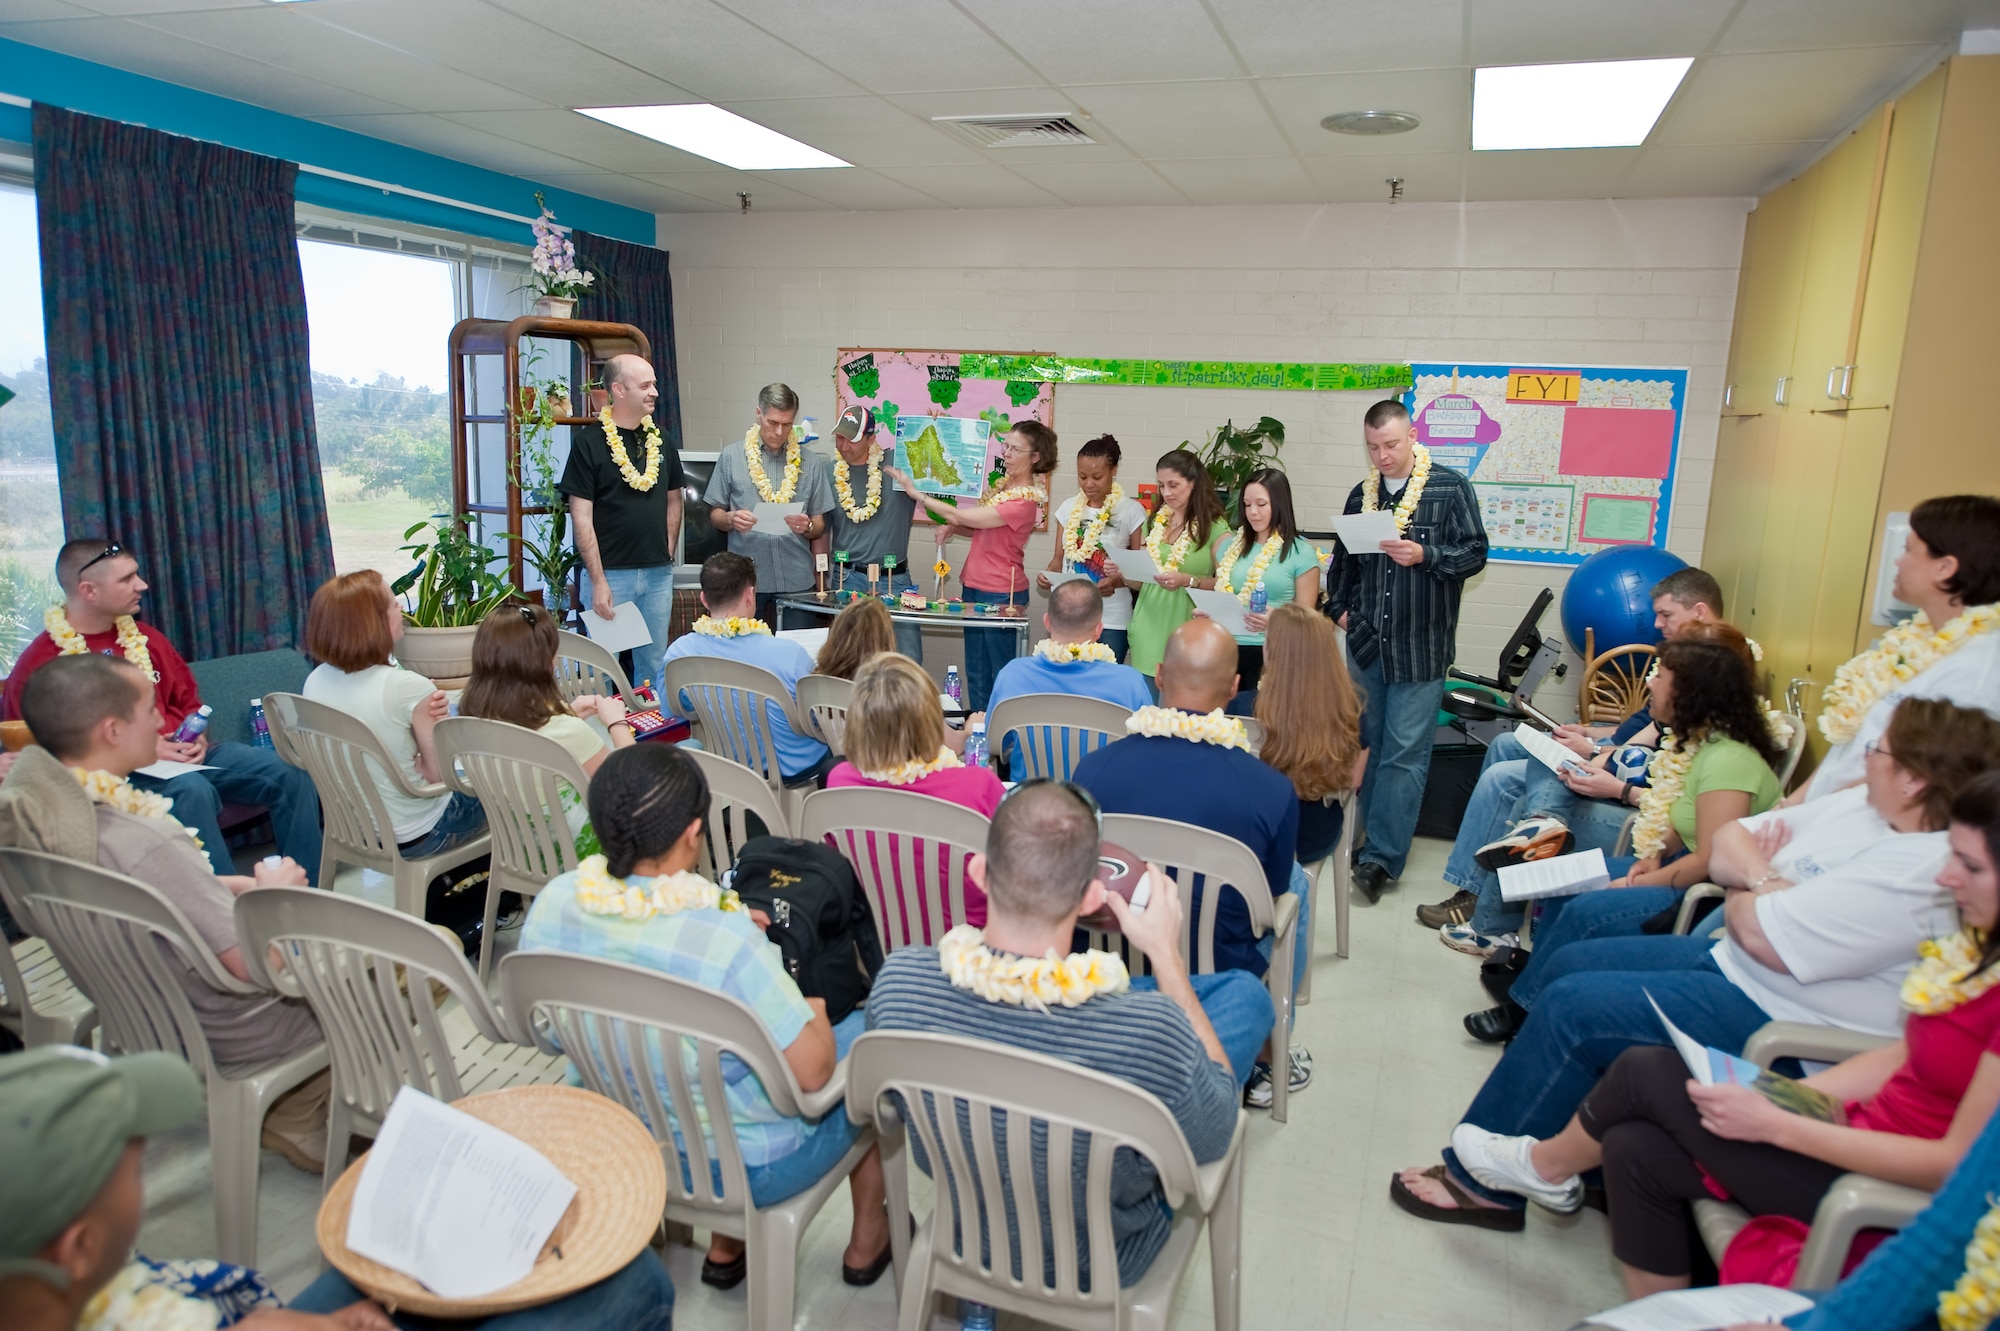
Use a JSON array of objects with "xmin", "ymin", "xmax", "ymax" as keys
[
  {"xmin": 302, "ymin": 571, "xmax": 487, "ymax": 858},
  {"xmin": 459, "ymin": 602, "xmax": 634, "ymax": 780},
  {"xmin": 1037, "ymin": 434, "xmax": 1149, "ymax": 662}
]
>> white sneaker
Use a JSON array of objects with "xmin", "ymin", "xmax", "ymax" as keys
[
  {"xmin": 1440, "ymin": 924, "xmax": 1519, "ymax": 958},
  {"xmin": 1244, "ymin": 1045, "xmax": 1313, "ymax": 1108},
  {"xmin": 1449, "ymin": 1123, "xmax": 1582, "ymax": 1213},
  {"xmin": 1474, "ymin": 816, "xmax": 1574, "ymax": 870}
]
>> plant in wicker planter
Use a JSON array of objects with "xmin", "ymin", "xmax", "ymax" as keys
[{"xmin": 391, "ymin": 517, "xmax": 516, "ymax": 683}]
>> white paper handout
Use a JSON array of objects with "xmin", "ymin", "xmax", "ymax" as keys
[
  {"xmin": 1047, "ymin": 568, "xmax": 1097, "ymax": 588},
  {"xmin": 776, "ymin": 626, "xmax": 829, "ymax": 656},
  {"xmin": 134, "ymin": 760, "xmax": 219, "ymax": 780},
  {"xmin": 1100, "ymin": 545, "xmax": 1161, "ymax": 585},
  {"xmin": 1497, "ymin": 848, "xmax": 1611, "ymax": 902},
  {"xmin": 581, "ymin": 601, "xmax": 653, "ymax": 654},
  {"xmin": 1579, "ymin": 1282, "xmax": 1811, "ymax": 1331},
  {"xmin": 1513, "ymin": 723, "xmax": 1591, "ymax": 777},
  {"xmin": 1329, "ymin": 509, "xmax": 1402, "ymax": 553},
  {"xmin": 346, "ymin": 1087, "xmax": 578, "ymax": 1300},
  {"xmin": 752, "ymin": 502, "xmax": 805, "ymax": 535},
  {"xmin": 1185, "ymin": 587, "xmax": 1250, "ymax": 635}
]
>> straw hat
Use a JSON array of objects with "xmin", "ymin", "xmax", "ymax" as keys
[{"xmin": 316, "ymin": 1085, "xmax": 666, "ymax": 1317}]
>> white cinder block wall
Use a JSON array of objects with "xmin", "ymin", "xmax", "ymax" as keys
[{"xmin": 661, "ymin": 198, "xmax": 1748, "ymax": 709}]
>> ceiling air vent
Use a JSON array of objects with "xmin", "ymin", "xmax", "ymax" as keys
[{"xmin": 932, "ymin": 114, "xmax": 1095, "ymax": 149}]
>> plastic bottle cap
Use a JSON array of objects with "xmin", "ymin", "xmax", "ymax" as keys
[{"xmin": 262, "ymin": 855, "xmax": 284, "ymax": 869}]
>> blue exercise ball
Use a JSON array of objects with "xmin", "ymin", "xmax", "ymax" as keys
[{"xmin": 1559, "ymin": 545, "xmax": 1688, "ymax": 657}]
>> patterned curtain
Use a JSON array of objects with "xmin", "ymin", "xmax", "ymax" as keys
[
  {"xmin": 572, "ymin": 230, "xmax": 684, "ymax": 450},
  {"xmin": 33, "ymin": 104, "xmax": 333, "ymax": 659}
]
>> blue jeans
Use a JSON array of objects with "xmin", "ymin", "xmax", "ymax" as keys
[
  {"xmin": 130, "ymin": 740, "xmax": 323, "ymax": 880},
  {"xmin": 1448, "ymin": 942, "xmax": 1771, "ymax": 1206},
  {"xmin": 1510, "ymin": 886, "xmax": 1685, "ymax": 1009},
  {"xmin": 1252, "ymin": 862, "xmax": 1313, "ymax": 1031},
  {"xmin": 601, "ymin": 564, "xmax": 675, "ymax": 682},
  {"xmin": 396, "ymin": 790, "xmax": 487, "ymax": 859},
  {"xmin": 960, "ymin": 586, "xmax": 1026, "ymax": 713},
  {"xmin": 835, "ymin": 569, "xmax": 924, "ymax": 662},
  {"xmin": 289, "ymin": 1251, "xmax": 674, "ymax": 1328},
  {"xmin": 1446, "ymin": 740, "xmax": 1634, "ymax": 934},
  {"xmin": 1352, "ymin": 656, "xmax": 1445, "ymax": 878},
  {"xmin": 1128, "ymin": 969, "xmax": 1275, "ymax": 1089},
  {"xmin": 1099, "ymin": 628, "xmax": 1129, "ymax": 663}
]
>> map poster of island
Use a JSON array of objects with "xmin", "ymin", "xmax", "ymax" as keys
[
  {"xmin": 1401, "ymin": 362, "xmax": 1688, "ymax": 567},
  {"xmin": 833, "ymin": 347, "xmax": 1056, "ymax": 528}
]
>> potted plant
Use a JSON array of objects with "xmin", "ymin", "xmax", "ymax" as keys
[
  {"xmin": 390, "ymin": 517, "xmax": 516, "ymax": 684},
  {"xmin": 506, "ymin": 364, "xmax": 582, "ymax": 617},
  {"xmin": 1192, "ymin": 416, "xmax": 1286, "ymax": 514},
  {"xmin": 528, "ymin": 196, "xmax": 595, "ymax": 319}
]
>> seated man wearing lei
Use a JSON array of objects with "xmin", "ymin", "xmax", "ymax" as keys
[
  {"xmin": 1, "ymin": 539, "xmax": 323, "ymax": 881},
  {"xmin": 986, "ymin": 577, "xmax": 1153, "ymax": 777},
  {"xmin": 1071, "ymin": 617, "xmax": 1311, "ymax": 1109},
  {"xmin": 659, "ymin": 551, "xmax": 834, "ymax": 789},
  {"xmin": 1, "ymin": 654, "xmax": 330, "ymax": 1172},
  {"xmin": 863, "ymin": 779, "xmax": 1272, "ymax": 1288}
]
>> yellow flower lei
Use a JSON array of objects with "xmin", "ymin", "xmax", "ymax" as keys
[
  {"xmin": 1034, "ymin": 639, "xmax": 1118, "ymax": 665},
  {"xmin": 74, "ymin": 768, "xmax": 202, "ymax": 850},
  {"xmin": 832, "ymin": 457, "xmax": 884, "ymax": 522},
  {"xmin": 1060, "ymin": 484, "xmax": 1123, "ymax": 565},
  {"xmin": 1126, "ymin": 704, "xmax": 1250, "ymax": 751},
  {"xmin": 1361, "ymin": 441, "xmax": 1433, "ymax": 533},
  {"xmin": 1820, "ymin": 604, "xmax": 2000, "ymax": 745},
  {"xmin": 692, "ymin": 615, "xmax": 771, "ymax": 638},
  {"xmin": 938, "ymin": 923, "xmax": 1129, "ymax": 1012},
  {"xmin": 743, "ymin": 429, "xmax": 802, "ymax": 503},
  {"xmin": 858, "ymin": 745, "xmax": 962, "ymax": 786},
  {"xmin": 1902, "ymin": 928, "xmax": 2000, "ymax": 1016},
  {"xmin": 1941, "ymin": 1203, "xmax": 2000, "ymax": 1331},
  {"xmin": 1629, "ymin": 731, "xmax": 1700, "ymax": 860},
  {"xmin": 573, "ymin": 854, "xmax": 742, "ymax": 921},
  {"xmin": 1144, "ymin": 511, "xmax": 1197, "ymax": 573},
  {"xmin": 46, "ymin": 606, "xmax": 154, "ymax": 680},
  {"xmin": 1215, "ymin": 532, "xmax": 1286, "ymax": 606},
  {"xmin": 599, "ymin": 408, "xmax": 662, "ymax": 491}
]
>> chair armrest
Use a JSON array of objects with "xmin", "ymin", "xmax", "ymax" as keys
[
  {"xmin": 1672, "ymin": 883, "xmax": 1725, "ymax": 935},
  {"xmin": 1792, "ymin": 1172, "xmax": 1933, "ymax": 1291},
  {"xmin": 1189, "ymin": 1109, "xmax": 1251, "ymax": 1215},
  {"xmin": 1270, "ymin": 889, "xmax": 1299, "ymax": 943},
  {"xmin": 1742, "ymin": 1021, "xmax": 1896, "ymax": 1067},
  {"xmin": 796, "ymin": 1056, "xmax": 851, "ymax": 1121}
]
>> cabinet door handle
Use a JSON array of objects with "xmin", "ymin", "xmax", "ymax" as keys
[
  {"xmin": 1839, "ymin": 365, "xmax": 1855, "ymax": 399},
  {"xmin": 1826, "ymin": 366, "xmax": 1842, "ymax": 400},
  {"xmin": 1723, "ymin": 383, "xmax": 1735, "ymax": 408},
  {"xmin": 1775, "ymin": 376, "xmax": 1790, "ymax": 406}
]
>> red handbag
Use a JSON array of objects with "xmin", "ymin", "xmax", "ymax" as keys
[{"xmin": 1718, "ymin": 1213, "xmax": 1891, "ymax": 1288}]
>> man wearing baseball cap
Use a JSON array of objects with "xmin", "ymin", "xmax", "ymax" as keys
[{"xmin": 826, "ymin": 404, "xmax": 924, "ymax": 660}]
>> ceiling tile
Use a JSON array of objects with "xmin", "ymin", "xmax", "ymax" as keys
[
  {"xmin": 1618, "ymin": 140, "xmax": 1817, "ymax": 196},
  {"xmin": 1004, "ymin": 159, "xmax": 1190, "ymax": 206},
  {"xmin": 1212, "ymin": 0, "xmax": 1466, "ymax": 77},
  {"xmin": 528, "ymin": 170, "xmax": 711, "ymax": 213},
  {"xmin": 1471, "ymin": 0, "xmax": 1736, "ymax": 65},
  {"xmin": 317, "ymin": 112, "xmax": 603, "ymax": 178},
  {"xmin": 711, "ymin": 0, "xmax": 1042, "ymax": 93},
  {"xmin": 1719, "ymin": 0, "xmax": 1978, "ymax": 53},
  {"xmin": 0, "ymin": 1, "xmax": 97, "ymax": 22},
  {"xmin": 712, "ymin": 96, "xmax": 989, "ymax": 166},
  {"xmin": 1150, "ymin": 155, "xmax": 1324, "ymax": 204},
  {"xmin": 68, "ymin": 0, "xmax": 264, "ymax": 13},
  {"xmin": 956, "ymin": 0, "xmax": 1243, "ymax": 84},
  {"xmin": 872, "ymin": 163, "xmax": 1065, "ymax": 207},
  {"xmin": 1301, "ymin": 150, "xmax": 1465, "ymax": 201},
  {"xmin": 741, "ymin": 166, "xmax": 951, "ymax": 210},
  {"xmin": 632, "ymin": 169, "xmax": 838, "ymax": 212},
  {"xmin": 1059, "ymin": 79, "xmax": 1289, "ymax": 157},
  {"xmin": 1461, "ymin": 146, "xmax": 1642, "ymax": 199},
  {"xmin": 1652, "ymin": 46, "xmax": 1941, "ymax": 144},
  {"xmin": 1259, "ymin": 67, "xmax": 1469, "ymax": 155}
]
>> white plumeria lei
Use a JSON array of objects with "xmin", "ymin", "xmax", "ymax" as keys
[
  {"xmin": 75, "ymin": 768, "xmax": 202, "ymax": 850},
  {"xmin": 598, "ymin": 407, "xmax": 662, "ymax": 491},
  {"xmin": 1819, "ymin": 604, "xmax": 2000, "ymax": 745},
  {"xmin": 743, "ymin": 428, "xmax": 803, "ymax": 503},
  {"xmin": 1902, "ymin": 928, "xmax": 2000, "ymax": 1017},
  {"xmin": 938, "ymin": 924, "xmax": 1129, "ymax": 1012},
  {"xmin": 1034, "ymin": 639, "xmax": 1118, "ymax": 665},
  {"xmin": 1144, "ymin": 510, "xmax": 1197, "ymax": 573},
  {"xmin": 1060, "ymin": 483, "xmax": 1123, "ymax": 564},
  {"xmin": 858, "ymin": 746, "xmax": 962, "ymax": 786},
  {"xmin": 1361, "ymin": 441, "xmax": 1433, "ymax": 533},
  {"xmin": 47, "ymin": 605, "xmax": 155, "ymax": 680},
  {"xmin": 1126, "ymin": 704, "xmax": 1251, "ymax": 751},
  {"xmin": 1941, "ymin": 1201, "xmax": 2000, "ymax": 1331},
  {"xmin": 573, "ymin": 854, "xmax": 742, "ymax": 921},
  {"xmin": 984, "ymin": 483, "xmax": 1048, "ymax": 515},
  {"xmin": 1628, "ymin": 732, "xmax": 1698, "ymax": 860},
  {"xmin": 833, "ymin": 455, "xmax": 884, "ymax": 521},
  {"xmin": 692, "ymin": 615, "xmax": 771, "ymax": 638},
  {"xmin": 1214, "ymin": 532, "xmax": 1285, "ymax": 606}
]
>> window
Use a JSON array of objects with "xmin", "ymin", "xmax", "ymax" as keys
[{"xmin": 0, "ymin": 180, "xmax": 58, "ymax": 675}]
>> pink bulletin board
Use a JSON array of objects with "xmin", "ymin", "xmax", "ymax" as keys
[{"xmin": 1560, "ymin": 407, "xmax": 1677, "ymax": 480}]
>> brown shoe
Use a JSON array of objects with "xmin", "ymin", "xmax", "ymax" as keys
[
  {"xmin": 1415, "ymin": 889, "xmax": 1478, "ymax": 929},
  {"xmin": 262, "ymin": 1123, "xmax": 327, "ymax": 1174}
]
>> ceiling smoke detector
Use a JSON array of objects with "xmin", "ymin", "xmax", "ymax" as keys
[
  {"xmin": 1320, "ymin": 110, "xmax": 1421, "ymax": 136},
  {"xmin": 932, "ymin": 114, "xmax": 1096, "ymax": 149}
]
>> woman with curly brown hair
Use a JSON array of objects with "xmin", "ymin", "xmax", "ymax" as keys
[{"xmin": 1255, "ymin": 603, "xmax": 1365, "ymax": 865}]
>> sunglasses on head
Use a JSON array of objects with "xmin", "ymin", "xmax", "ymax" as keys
[
  {"xmin": 1003, "ymin": 777, "xmax": 1102, "ymax": 826},
  {"xmin": 77, "ymin": 542, "xmax": 126, "ymax": 576}
]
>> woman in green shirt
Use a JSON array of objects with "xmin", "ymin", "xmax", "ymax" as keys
[
  {"xmin": 1210, "ymin": 467, "xmax": 1321, "ymax": 692},
  {"xmin": 1125, "ymin": 448, "xmax": 1229, "ymax": 690}
]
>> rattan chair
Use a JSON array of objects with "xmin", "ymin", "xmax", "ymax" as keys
[
  {"xmin": 0, "ymin": 859, "xmax": 97, "ymax": 1047},
  {"xmin": 682, "ymin": 749, "xmax": 790, "ymax": 878},
  {"xmin": 662, "ymin": 657, "xmax": 824, "ymax": 828},
  {"xmin": 1579, "ymin": 629, "xmax": 1656, "ymax": 725},
  {"xmin": 556, "ymin": 629, "xmax": 641, "ymax": 710},
  {"xmin": 263, "ymin": 692, "xmax": 491, "ymax": 918},
  {"xmin": 0, "ymin": 847, "xmax": 328, "ymax": 1265},
  {"xmin": 433, "ymin": 716, "xmax": 592, "ymax": 981},
  {"xmin": 795, "ymin": 673, "xmax": 855, "ymax": 757},
  {"xmin": 799, "ymin": 786, "xmax": 991, "ymax": 951},
  {"xmin": 1297, "ymin": 787, "xmax": 1358, "ymax": 992},
  {"xmin": 499, "ymin": 950, "xmax": 874, "ymax": 1331},
  {"xmin": 987, "ymin": 693, "xmax": 1133, "ymax": 781},
  {"xmin": 846, "ymin": 1030, "xmax": 1248, "ymax": 1331}
]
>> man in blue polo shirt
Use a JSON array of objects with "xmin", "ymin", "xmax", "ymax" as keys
[
  {"xmin": 660, "ymin": 552, "xmax": 834, "ymax": 788},
  {"xmin": 1072, "ymin": 617, "xmax": 1309, "ymax": 1107},
  {"xmin": 987, "ymin": 578, "xmax": 1152, "ymax": 775}
]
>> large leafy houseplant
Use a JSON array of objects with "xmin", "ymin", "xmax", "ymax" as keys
[
  {"xmin": 392, "ymin": 517, "xmax": 515, "ymax": 628},
  {"xmin": 1193, "ymin": 416, "xmax": 1286, "ymax": 501}
]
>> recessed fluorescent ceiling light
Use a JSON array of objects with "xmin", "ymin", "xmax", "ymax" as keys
[
  {"xmin": 577, "ymin": 104, "xmax": 850, "ymax": 170},
  {"xmin": 1472, "ymin": 58, "xmax": 1692, "ymax": 150}
]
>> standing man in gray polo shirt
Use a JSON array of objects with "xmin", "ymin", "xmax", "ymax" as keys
[
  {"xmin": 825, "ymin": 405, "xmax": 923, "ymax": 661},
  {"xmin": 705, "ymin": 382, "xmax": 835, "ymax": 627}
]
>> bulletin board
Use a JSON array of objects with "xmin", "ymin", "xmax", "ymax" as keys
[
  {"xmin": 1401, "ymin": 363, "xmax": 1688, "ymax": 567},
  {"xmin": 832, "ymin": 348, "xmax": 1057, "ymax": 528}
]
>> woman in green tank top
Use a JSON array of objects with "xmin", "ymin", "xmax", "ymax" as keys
[{"xmin": 1126, "ymin": 448, "xmax": 1230, "ymax": 686}]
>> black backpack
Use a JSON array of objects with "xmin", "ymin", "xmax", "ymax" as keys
[{"xmin": 729, "ymin": 836, "xmax": 884, "ymax": 1023}]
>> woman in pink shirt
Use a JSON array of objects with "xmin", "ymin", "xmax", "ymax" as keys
[{"xmin": 891, "ymin": 421, "xmax": 1057, "ymax": 710}]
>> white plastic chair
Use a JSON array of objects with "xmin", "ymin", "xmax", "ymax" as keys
[
  {"xmin": 662, "ymin": 657, "xmax": 824, "ymax": 828},
  {"xmin": 846, "ymin": 1030, "xmax": 1248, "ymax": 1331},
  {"xmin": 1080, "ymin": 813, "xmax": 1299, "ymax": 1123},
  {"xmin": 0, "ymin": 860, "xmax": 98, "ymax": 1046},
  {"xmin": 795, "ymin": 673, "xmax": 855, "ymax": 757},
  {"xmin": 987, "ymin": 693, "xmax": 1133, "ymax": 782},
  {"xmin": 264, "ymin": 692, "xmax": 491, "ymax": 919},
  {"xmin": 1297, "ymin": 787, "xmax": 1358, "ymax": 995},
  {"xmin": 1773, "ymin": 708, "xmax": 1808, "ymax": 792},
  {"xmin": 556, "ymin": 629, "xmax": 640, "ymax": 710},
  {"xmin": 682, "ymin": 749, "xmax": 790, "ymax": 878},
  {"xmin": 433, "ymin": 716, "xmax": 592, "ymax": 982},
  {"xmin": 800, "ymin": 786, "xmax": 991, "ymax": 951},
  {"xmin": 234, "ymin": 886, "xmax": 568, "ymax": 1193},
  {"xmin": 0, "ymin": 847, "xmax": 328, "ymax": 1266},
  {"xmin": 499, "ymin": 950, "xmax": 874, "ymax": 1331}
]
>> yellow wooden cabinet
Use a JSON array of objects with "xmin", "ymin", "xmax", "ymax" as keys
[{"xmin": 1720, "ymin": 170, "xmax": 1816, "ymax": 415}]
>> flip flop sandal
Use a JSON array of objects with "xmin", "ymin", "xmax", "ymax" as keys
[{"xmin": 1389, "ymin": 1165, "xmax": 1526, "ymax": 1232}]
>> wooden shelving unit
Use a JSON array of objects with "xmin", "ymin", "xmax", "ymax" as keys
[{"xmin": 446, "ymin": 315, "xmax": 652, "ymax": 590}]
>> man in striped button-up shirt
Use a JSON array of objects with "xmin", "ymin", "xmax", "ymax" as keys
[{"xmin": 1328, "ymin": 399, "xmax": 1489, "ymax": 904}]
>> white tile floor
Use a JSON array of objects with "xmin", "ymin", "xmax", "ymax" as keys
[{"xmin": 134, "ymin": 836, "xmax": 1630, "ymax": 1329}]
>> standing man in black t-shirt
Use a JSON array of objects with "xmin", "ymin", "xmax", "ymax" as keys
[{"xmin": 559, "ymin": 354, "xmax": 685, "ymax": 674}]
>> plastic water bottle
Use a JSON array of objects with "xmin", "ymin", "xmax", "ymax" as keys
[
  {"xmin": 945, "ymin": 666, "xmax": 963, "ymax": 708},
  {"xmin": 965, "ymin": 718, "xmax": 988, "ymax": 770},
  {"xmin": 960, "ymin": 1301, "xmax": 995, "ymax": 1330},
  {"xmin": 249, "ymin": 699, "xmax": 273, "ymax": 750},
  {"xmin": 1248, "ymin": 583, "xmax": 1269, "ymax": 616},
  {"xmin": 171, "ymin": 704, "xmax": 213, "ymax": 744}
]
